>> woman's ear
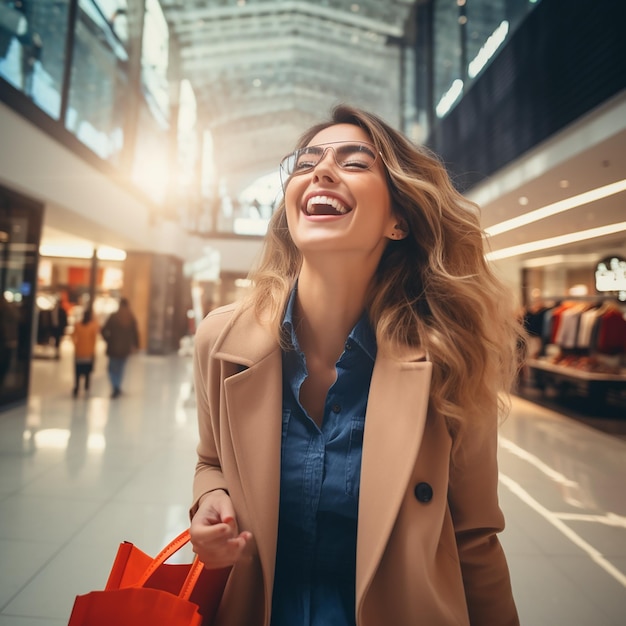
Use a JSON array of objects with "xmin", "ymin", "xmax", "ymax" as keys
[{"xmin": 389, "ymin": 218, "xmax": 409, "ymax": 240}]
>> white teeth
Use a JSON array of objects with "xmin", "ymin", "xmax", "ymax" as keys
[{"xmin": 306, "ymin": 195, "xmax": 349, "ymax": 214}]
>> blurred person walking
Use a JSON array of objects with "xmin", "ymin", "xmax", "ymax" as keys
[
  {"xmin": 71, "ymin": 309, "xmax": 99, "ymax": 397},
  {"xmin": 51, "ymin": 297, "xmax": 68, "ymax": 359},
  {"xmin": 101, "ymin": 297, "xmax": 139, "ymax": 398}
]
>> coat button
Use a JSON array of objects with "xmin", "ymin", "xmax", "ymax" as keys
[{"xmin": 414, "ymin": 482, "xmax": 433, "ymax": 503}]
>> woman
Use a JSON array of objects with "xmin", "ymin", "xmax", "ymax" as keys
[
  {"xmin": 101, "ymin": 297, "xmax": 139, "ymax": 398},
  {"xmin": 71, "ymin": 308, "xmax": 99, "ymax": 397},
  {"xmin": 189, "ymin": 105, "xmax": 523, "ymax": 625}
]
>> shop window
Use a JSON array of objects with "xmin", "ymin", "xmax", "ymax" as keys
[
  {"xmin": 65, "ymin": 0, "xmax": 129, "ymax": 161},
  {"xmin": 0, "ymin": 0, "xmax": 70, "ymax": 119},
  {"xmin": 0, "ymin": 184, "xmax": 43, "ymax": 409}
]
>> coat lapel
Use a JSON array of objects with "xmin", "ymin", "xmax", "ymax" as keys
[
  {"xmin": 356, "ymin": 350, "xmax": 432, "ymax": 604},
  {"xmin": 212, "ymin": 307, "xmax": 283, "ymax": 585}
]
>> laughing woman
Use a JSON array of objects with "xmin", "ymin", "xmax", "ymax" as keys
[{"xmin": 189, "ymin": 105, "xmax": 523, "ymax": 626}]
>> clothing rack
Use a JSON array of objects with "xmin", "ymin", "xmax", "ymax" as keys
[{"xmin": 523, "ymin": 296, "xmax": 626, "ymax": 409}]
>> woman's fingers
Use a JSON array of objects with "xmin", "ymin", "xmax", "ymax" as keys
[
  {"xmin": 192, "ymin": 523, "xmax": 253, "ymax": 568},
  {"xmin": 190, "ymin": 494, "xmax": 254, "ymax": 569}
]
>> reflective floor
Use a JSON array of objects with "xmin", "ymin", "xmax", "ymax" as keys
[{"xmin": 0, "ymin": 339, "xmax": 625, "ymax": 625}]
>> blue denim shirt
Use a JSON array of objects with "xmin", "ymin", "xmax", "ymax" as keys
[{"xmin": 271, "ymin": 287, "xmax": 376, "ymax": 626}]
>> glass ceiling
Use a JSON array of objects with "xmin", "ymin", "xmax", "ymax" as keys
[{"xmin": 158, "ymin": 0, "xmax": 418, "ymax": 207}]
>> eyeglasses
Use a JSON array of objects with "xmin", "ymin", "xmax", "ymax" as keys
[{"xmin": 279, "ymin": 141, "xmax": 379, "ymax": 185}]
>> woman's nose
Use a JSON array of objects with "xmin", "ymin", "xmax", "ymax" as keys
[{"xmin": 312, "ymin": 148, "xmax": 338, "ymax": 181}]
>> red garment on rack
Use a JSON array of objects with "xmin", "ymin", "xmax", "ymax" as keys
[
  {"xmin": 549, "ymin": 303, "xmax": 569, "ymax": 344},
  {"xmin": 596, "ymin": 308, "xmax": 626, "ymax": 354}
]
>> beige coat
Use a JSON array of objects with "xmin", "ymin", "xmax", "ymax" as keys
[{"xmin": 192, "ymin": 303, "xmax": 519, "ymax": 626}]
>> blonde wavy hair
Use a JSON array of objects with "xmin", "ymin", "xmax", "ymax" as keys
[{"xmin": 245, "ymin": 104, "xmax": 525, "ymax": 433}]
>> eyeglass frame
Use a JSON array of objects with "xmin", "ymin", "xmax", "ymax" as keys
[{"xmin": 279, "ymin": 140, "xmax": 383, "ymax": 188}]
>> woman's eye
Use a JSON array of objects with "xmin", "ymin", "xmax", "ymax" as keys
[
  {"xmin": 294, "ymin": 159, "xmax": 316, "ymax": 171},
  {"xmin": 341, "ymin": 159, "xmax": 369, "ymax": 170}
]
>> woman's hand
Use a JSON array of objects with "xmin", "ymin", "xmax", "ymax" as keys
[{"xmin": 190, "ymin": 489, "xmax": 253, "ymax": 569}]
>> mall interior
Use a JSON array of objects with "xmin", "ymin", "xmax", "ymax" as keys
[{"xmin": 0, "ymin": 0, "xmax": 625, "ymax": 624}]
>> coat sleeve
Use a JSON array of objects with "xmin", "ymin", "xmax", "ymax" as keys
[
  {"xmin": 190, "ymin": 310, "xmax": 231, "ymax": 519},
  {"xmin": 448, "ymin": 413, "xmax": 520, "ymax": 626}
]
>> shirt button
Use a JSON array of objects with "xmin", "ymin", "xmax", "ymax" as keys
[
  {"xmin": 345, "ymin": 342, "xmax": 352, "ymax": 350},
  {"xmin": 332, "ymin": 404, "xmax": 341, "ymax": 414},
  {"xmin": 414, "ymin": 482, "xmax": 433, "ymax": 503}
]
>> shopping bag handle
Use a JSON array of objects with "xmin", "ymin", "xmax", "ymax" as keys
[{"xmin": 136, "ymin": 529, "xmax": 204, "ymax": 601}]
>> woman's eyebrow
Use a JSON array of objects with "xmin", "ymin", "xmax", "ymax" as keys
[{"xmin": 335, "ymin": 144, "xmax": 375, "ymax": 157}]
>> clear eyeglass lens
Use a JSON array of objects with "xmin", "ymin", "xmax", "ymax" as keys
[{"xmin": 280, "ymin": 142, "xmax": 377, "ymax": 177}]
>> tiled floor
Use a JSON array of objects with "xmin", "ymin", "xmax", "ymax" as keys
[{"xmin": 0, "ymin": 338, "xmax": 625, "ymax": 625}]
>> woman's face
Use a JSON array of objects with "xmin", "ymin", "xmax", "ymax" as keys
[{"xmin": 283, "ymin": 123, "xmax": 397, "ymax": 263}]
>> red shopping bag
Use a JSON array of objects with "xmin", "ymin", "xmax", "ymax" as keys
[{"xmin": 68, "ymin": 528, "xmax": 229, "ymax": 626}]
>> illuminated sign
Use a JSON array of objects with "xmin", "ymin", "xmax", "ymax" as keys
[{"xmin": 595, "ymin": 256, "xmax": 626, "ymax": 293}]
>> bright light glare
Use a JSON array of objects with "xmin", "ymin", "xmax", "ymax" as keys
[
  {"xmin": 178, "ymin": 79, "xmax": 197, "ymax": 132},
  {"xmin": 27, "ymin": 428, "xmax": 70, "ymax": 449},
  {"xmin": 233, "ymin": 217, "xmax": 269, "ymax": 236},
  {"xmin": 486, "ymin": 222, "xmax": 626, "ymax": 260},
  {"xmin": 240, "ymin": 170, "xmax": 282, "ymax": 205}
]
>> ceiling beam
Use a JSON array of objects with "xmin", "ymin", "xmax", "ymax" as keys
[{"xmin": 162, "ymin": 1, "xmax": 408, "ymax": 37}]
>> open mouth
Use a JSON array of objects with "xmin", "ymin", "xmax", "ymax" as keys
[{"xmin": 304, "ymin": 195, "xmax": 352, "ymax": 216}]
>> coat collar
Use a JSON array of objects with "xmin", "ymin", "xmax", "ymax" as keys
[{"xmin": 212, "ymin": 303, "xmax": 279, "ymax": 367}]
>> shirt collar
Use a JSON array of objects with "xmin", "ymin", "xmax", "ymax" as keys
[
  {"xmin": 350, "ymin": 310, "xmax": 377, "ymax": 362},
  {"xmin": 282, "ymin": 285, "xmax": 301, "ymax": 351},
  {"xmin": 281, "ymin": 284, "xmax": 377, "ymax": 362}
]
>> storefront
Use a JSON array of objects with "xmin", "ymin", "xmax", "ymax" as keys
[
  {"xmin": 0, "ymin": 184, "xmax": 43, "ymax": 409},
  {"xmin": 520, "ymin": 251, "xmax": 626, "ymax": 414}
]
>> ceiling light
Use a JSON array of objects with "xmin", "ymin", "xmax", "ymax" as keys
[
  {"xmin": 522, "ymin": 254, "xmax": 568, "ymax": 267},
  {"xmin": 486, "ymin": 221, "xmax": 626, "ymax": 261},
  {"xmin": 39, "ymin": 244, "xmax": 126, "ymax": 260},
  {"xmin": 39, "ymin": 243, "xmax": 94, "ymax": 259},
  {"xmin": 486, "ymin": 178, "xmax": 626, "ymax": 236},
  {"xmin": 468, "ymin": 20, "xmax": 509, "ymax": 78},
  {"xmin": 97, "ymin": 246, "xmax": 127, "ymax": 261},
  {"xmin": 521, "ymin": 253, "xmax": 600, "ymax": 268},
  {"xmin": 518, "ymin": 196, "xmax": 529, "ymax": 205},
  {"xmin": 436, "ymin": 79, "xmax": 464, "ymax": 118},
  {"xmin": 559, "ymin": 179, "xmax": 570, "ymax": 188}
]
